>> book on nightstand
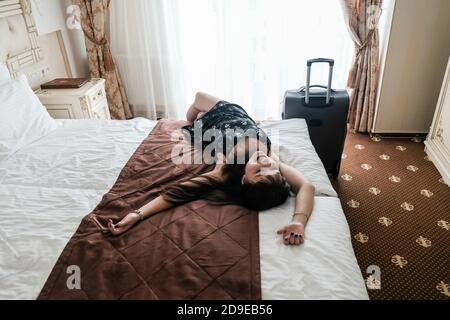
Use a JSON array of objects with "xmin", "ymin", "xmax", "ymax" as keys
[{"xmin": 40, "ymin": 78, "xmax": 90, "ymax": 89}]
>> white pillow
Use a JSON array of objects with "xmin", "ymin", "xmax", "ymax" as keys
[
  {"xmin": 0, "ymin": 63, "xmax": 11, "ymax": 85},
  {"xmin": 260, "ymin": 119, "xmax": 338, "ymax": 197},
  {"xmin": 0, "ymin": 74, "xmax": 59, "ymax": 160}
]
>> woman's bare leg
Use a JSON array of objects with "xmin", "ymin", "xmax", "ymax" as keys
[{"xmin": 186, "ymin": 92, "xmax": 222, "ymax": 122}]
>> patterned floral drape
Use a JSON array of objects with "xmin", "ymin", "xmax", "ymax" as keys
[
  {"xmin": 340, "ymin": 0, "xmax": 383, "ymax": 132},
  {"xmin": 76, "ymin": 0, "xmax": 132, "ymax": 120}
]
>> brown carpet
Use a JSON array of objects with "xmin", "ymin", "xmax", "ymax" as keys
[{"xmin": 332, "ymin": 132, "xmax": 450, "ymax": 300}]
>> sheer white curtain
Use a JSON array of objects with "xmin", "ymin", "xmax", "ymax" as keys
[
  {"xmin": 110, "ymin": 0, "xmax": 354, "ymax": 120},
  {"xmin": 109, "ymin": 0, "xmax": 185, "ymax": 119}
]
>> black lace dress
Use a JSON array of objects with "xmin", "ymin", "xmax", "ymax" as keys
[{"xmin": 182, "ymin": 101, "xmax": 271, "ymax": 161}]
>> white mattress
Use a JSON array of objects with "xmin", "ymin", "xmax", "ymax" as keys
[{"xmin": 0, "ymin": 118, "xmax": 368, "ymax": 300}]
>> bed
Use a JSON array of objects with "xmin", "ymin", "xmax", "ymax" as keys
[
  {"xmin": 0, "ymin": 117, "xmax": 368, "ymax": 300},
  {"xmin": 0, "ymin": 0, "xmax": 367, "ymax": 300}
]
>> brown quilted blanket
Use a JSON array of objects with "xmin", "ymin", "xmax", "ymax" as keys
[{"xmin": 38, "ymin": 119, "xmax": 261, "ymax": 300}]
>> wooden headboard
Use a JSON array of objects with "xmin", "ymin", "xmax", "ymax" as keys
[{"xmin": 0, "ymin": 0, "xmax": 41, "ymax": 78}]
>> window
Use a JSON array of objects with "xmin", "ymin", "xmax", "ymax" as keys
[{"xmin": 176, "ymin": 0, "xmax": 354, "ymax": 119}]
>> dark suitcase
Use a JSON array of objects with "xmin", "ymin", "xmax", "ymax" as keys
[{"xmin": 282, "ymin": 58, "xmax": 349, "ymax": 179}]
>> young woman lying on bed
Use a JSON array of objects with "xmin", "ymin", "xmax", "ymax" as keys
[{"xmin": 109, "ymin": 92, "xmax": 315, "ymax": 246}]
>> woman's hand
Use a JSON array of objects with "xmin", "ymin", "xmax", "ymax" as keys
[
  {"xmin": 108, "ymin": 212, "xmax": 140, "ymax": 235},
  {"xmin": 277, "ymin": 222, "xmax": 305, "ymax": 246}
]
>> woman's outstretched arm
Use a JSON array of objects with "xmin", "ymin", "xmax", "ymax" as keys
[
  {"xmin": 277, "ymin": 160, "xmax": 315, "ymax": 245},
  {"xmin": 108, "ymin": 196, "xmax": 173, "ymax": 235},
  {"xmin": 108, "ymin": 163, "xmax": 224, "ymax": 236}
]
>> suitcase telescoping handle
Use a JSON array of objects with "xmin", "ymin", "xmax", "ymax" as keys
[{"xmin": 305, "ymin": 58, "xmax": 335, "ymax": 105}]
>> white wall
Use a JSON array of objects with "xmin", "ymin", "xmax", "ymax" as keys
[
  {"xmin": 31, "ymin": 0, "xmax": 89, "ymax": 78},
  {"xmin": 59, "ymin": 0, "xmax": 89, "ymax": 77},
  {"xmin": 373, "ymin": 0, "xmax": 450, "ymax": 133},
  {"xmin": 37, "ymin": 31, "xmax": 68, "ymax": 80}
]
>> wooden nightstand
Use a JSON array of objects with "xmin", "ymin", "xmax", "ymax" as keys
[{"xmin": 35, "ymin": 78, "xmax": 111, "ymax": 120}]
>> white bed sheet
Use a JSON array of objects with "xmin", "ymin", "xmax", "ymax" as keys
[
  {"xmin": 0, "ymin": 118, "xmax": 367, "ymax": 299},
  {"xmin": 260, "ymin": 119, "xmax": 338, "ymax": 198},
  {"xmin": 0, "ymin": 118, "xmax": 156, "ymax": 299},
  {"xmin": 260, "ymin": 196, "xmax": 368, "ymax": 299}
]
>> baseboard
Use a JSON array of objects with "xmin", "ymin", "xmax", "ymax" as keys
[
  {"xmin": 369, "ymin": 132, "xmax": 428, "ymax": 139},
  {"xmin": 424, "ymin": 140, "xmax": 450, "ymax": 186}
]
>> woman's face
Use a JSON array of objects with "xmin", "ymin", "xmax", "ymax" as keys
[{"xmin": 243, "ymin": 151, "xmax": 280, "ymax": 184}]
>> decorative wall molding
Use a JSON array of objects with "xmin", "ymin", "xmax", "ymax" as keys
[
  {"xmin": 1, "ymin": 0, "xmax": 42, "ymax": 78},
  {"xmin": 425, "ymin": 56, "xmax": 450, "ymax": 186}
]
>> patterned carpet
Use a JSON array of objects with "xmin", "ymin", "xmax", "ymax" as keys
[{"xmin": 331, "ymin": 132, "xmax": 450, "ymax": 300}]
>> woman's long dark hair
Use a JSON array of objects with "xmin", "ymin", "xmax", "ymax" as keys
[{"xmin": 161, "ymin": 163, "xmax": 291, "ymax": 211}]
